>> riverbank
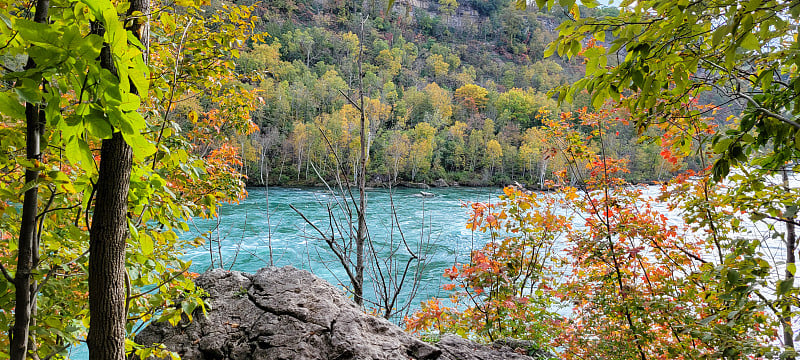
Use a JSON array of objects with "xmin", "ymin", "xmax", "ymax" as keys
[{"xmin": 245, "ymin": 176, "xmax": 664, "ymax": 192}]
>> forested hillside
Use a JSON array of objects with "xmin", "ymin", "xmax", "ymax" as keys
[{"xmin": 221, "ymin": 0, "xmax": 699, "ymax": 186}]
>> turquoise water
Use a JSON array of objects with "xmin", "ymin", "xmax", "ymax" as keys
[
  {"xmin": 68, "ymin": 186, "xmax": 501, "ymax": 359},
  {"xmin": 69, "ymin": 182, "xmax": 797, "ymax": 358},
  {"xmin": 183, "ymin": 186, "xmax": 501, "ymax": 306}
]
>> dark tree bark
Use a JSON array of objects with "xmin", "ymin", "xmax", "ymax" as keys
[
  {"xmin": 354, "ymin": 17, "xmax": 367, "ymax": 307},
  {"xmin": 782, "ymin": 168, "xmax": 796, "ymax": 359},
  {"xmin": 87, "ymin": 132, "xmax": 132, "ymax": 360},
  {"xmin": 10, "ymin": 1, "xmax": 49, "ymax": 359},
  {"xmin": 87, "ymin": 1, "xmax": 147, "ymax": 359}
]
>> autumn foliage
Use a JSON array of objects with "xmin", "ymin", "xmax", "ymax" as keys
[
  {"xmin": 407, "ymin": 107, "xmax": 784, "ymax": 359},
  {"xmin": 406, "ymin": 186, "xmax": 565, "ymax": 348},
  {"xmin": 0, "ymin": 0, "xmax": 262, "ymax": 357}
]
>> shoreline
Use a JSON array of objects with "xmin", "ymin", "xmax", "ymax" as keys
[{"xmin": 244, "ymin": 178, "xmax": 665, "ymax": 192}]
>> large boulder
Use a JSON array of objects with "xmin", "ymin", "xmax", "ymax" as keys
[
  {"xmin": 432, "ymin": 178, "xmax": 449, "ymax": 188},
  {"xmin": 136, "ymin": 266, "xmax": 547, "ymax": 360}
]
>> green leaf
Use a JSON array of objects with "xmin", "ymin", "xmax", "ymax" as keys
[
  {"xmin": 0, "ymin": 12, "xmax": 12, "ymax": 28},
  {"xmin": 631, "ymin": 69, "xmax": 644, "ymax": 89},
  {"xmin": 140, "ymin": 233, "xmax": 154, "ymax": 255},
  {"xmin": 162, "ymin": 12, "xmax": 177, "ymax": 34},
  {"xmin": 14, "ymin": 17, "xmax": 58, "ymax": 44},
  {"xmin": 777, "ymin": 279, "xmax": 794, "ymax": 296},
  {"xmin": 726, "ymin": 269, "xmax": 740, "ymax": 284},
  {"xmin": 128, "ymin": 56, "xmax": 149, "ymax": 94},
  {"xmin": 121, "ymin": 110, "xmax": 147, "ymax": 134},
  {"xmin": 65, "ymin": 137, "xmax": 96, "ymax": 174},
  {"xmin": 711, "ymin": 25, "xmax": 727, "ymax": 47},
  {"xmin": 740, "ymin": 13, "xmax": 753, "ymax": 33},
  {"xmin": 122, "ymin": 132, "xmax": 156, "ymax": 160},
  {"xmin": 18, "ymin": 179, "xmax": 40, "ymax": 195},
  {"xmin": 698, "ymin": 313, "xmax": 717, "ymax": 325},
  {"xmin": 81, "ymin": 313, "xmax": 91, "ymax": 328},
  {"xmin": 788, "ymin": 263, "xmax": 797, "ymax": 276},
  {"xmin": 15, "ymin": 78, "xmax": 42, "ymax": 104},
  {"xmin": 120, "ymin": 93, "xmax": 141, "ymax": 112},
  {"xmin": 182, "ymin": 301, "xmax": 197, "ymax": 318},
  {"xmin": 85, "ymin": 117, "xmax": 113, "ymax": 139},
  {"xmin": 795, "ymin": 129, "xmax": 800, "ymax": 150},
  {"xmin": 724, "ymin": 44, "xmax": 736, "ymax": 69},
  {"xmin": 78, "ymin": 34, "xmax": 104, "ymax": 59},
  {"xmin": 102, "ymin": 7, "xmax": 126, "ymax": 54},
  {"xmin": 47, "ymin": 170, "xmax": 70, "ymax": 183},
  {"xmin": 712, "ymin": 158, "xmax": 729, "ymax": 180},
  {"xmin": 544, "ymin": 43, "xmax": 556, "ymax": 58},
  {"xmin": 536, "ymin": 0, "xmax": 547, "ymax": 9},
  {"xmin": 99, "ymin": 69, "xmax": 122, "ymax": 105},
  {"xmin": 45, "ymin": 93, "xmax": 62, "ymax": 126},
  {"xmin": 150, "ymin": 174, "xmax": 167, "ymax": 189},
  {"xmin": 569, "ymin": 40, "xmax": 581, "ymax": 58},
  {"xmin": 591, "ymin": 88, "xmax": 607, "ymax": 108},
  {"xmin": 740, "ymin": 33, "xmax": 759, "ymax": 51},
  {"xmin": 785, "ymin": 206, "xmax": 798, "ymax": 219},
  {"xmin": 595, "ymin": 31, "xmax": 605, "ymax": 42},
  {"xmin": 0, "ymin": 92, "xmax": 26, "ymax": 119}
]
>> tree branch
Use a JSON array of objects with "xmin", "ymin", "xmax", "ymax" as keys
[{"xmin": 0, "ymin": 262, "xmax": 13, "ymax": 283}]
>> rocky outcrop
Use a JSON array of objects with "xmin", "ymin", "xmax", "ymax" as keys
[
  {"xmin": 432, "ymin": 178, "xmax": 449, "ymax": 187},
  {"xmin": 395, "ymin": 0, "xmax": 484, "ymax": 30},
  {"xmin": 437, "ymin": 335, "xmax": 551, "ymax": 360},
  {"xmin": 136, "ymin": 267, "xmax": 548, "ymax": 360}
]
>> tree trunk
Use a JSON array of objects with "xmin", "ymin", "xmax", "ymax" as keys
[
  {"xmin": 10, "ymin": 1, "xmax": 49, "ymax": 358},
  {"xmin": 88, "ymin": 133, "xmax": 133, "ymax": 360},
  {"xmin": 88, "ymin": 0, "xmax": 146, "ymax": 358},
  {"xmin": 297, "ymin": 147, "xmax": 302, "ymax": 180},
  {"xmin": 782, "ymin": 168, "xmax": 796, "ymax": 359},
  {"xmin": 11, "ymin": 67, "xmax": 43, "ymax": 360},
  {"xmin": 354, "ymin": 18, "xmax": 367, "ymax": 307}
]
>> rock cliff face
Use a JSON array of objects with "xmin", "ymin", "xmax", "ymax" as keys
[
  {"xmin": 136, "ymin": 266, "xmax": 547, "ymax": 360},
  {"xmin": 395, "ymin": 0, "xmax": 484, "ymax": 29}
]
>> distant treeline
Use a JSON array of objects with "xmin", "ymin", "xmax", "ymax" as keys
[{"xmin": 184, "ymin": 0, "xmax": 725, "ymax": 186}]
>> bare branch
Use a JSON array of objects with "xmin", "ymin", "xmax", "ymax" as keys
[{"xmin": 0, "ymin": 262, "xmax": 13, "ymax": 283}]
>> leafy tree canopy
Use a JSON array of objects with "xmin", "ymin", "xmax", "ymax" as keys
[{"xmin": 537, "ymin": 0, "xmax": 799, "ymax": 178}]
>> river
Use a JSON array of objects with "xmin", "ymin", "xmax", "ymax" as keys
[
  {"xmin": 182, "ymin": 186, "xmax": 502, "ymax": 307},
  {"xmin": 69, "ymin": 186, "xmax": 502, "ymax": 359},
  {"xmin": 67, "ymin": 183, "xmax": 792, "ymax": 358}
]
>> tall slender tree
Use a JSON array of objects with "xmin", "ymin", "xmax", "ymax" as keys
[
  {"xmin": 87, "ymin": 0, "xmax": 147, "ymax": 358},
  {"xmin": 10, "ymin": 2, "xmax": 49, "ymax": 358},
  {"xmin": 354, "ymin": 16, "xmax": 367, "ymax": 306}
]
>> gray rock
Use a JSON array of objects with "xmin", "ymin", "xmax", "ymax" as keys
[
  {"xmin": 494, "ymin": 338, "xmax": 555, "ymax": 359},
  {"xmin": 436, "ymin": 335, "xmax": 544, "ymax": 360},
  {"xmin": 136, "ymin": 266, "xmax": 543, "ymax": 360},
  {"xmin": 432, "ymin": 178, "xmax": 449, "ymax": 188},
  {"xmin": 435, "ymin": 336, "xmax": 555, "ymax": 360}
]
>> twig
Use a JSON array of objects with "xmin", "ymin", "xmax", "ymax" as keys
[
  {"xmin": 126, "ymin": 266, "xmax": 190, "ymax": 301},
  {"xmin": 338, "ymin": 89, "xmax": 363, "ymax": 112}
]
